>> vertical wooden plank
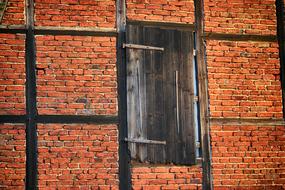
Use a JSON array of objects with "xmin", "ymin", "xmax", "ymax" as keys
[
  {"xmin": 126, "ymin": 24, "xmax": 148, "ymax": 161},
  {"xmin": 137, "ymin": 26, "xmax": 147, "ymax": 162},
  {"xmin": 179, "ymin": 31, "xmax": 196, "ymax": 165},
  {"xmin": 25, "ymin": 0, "xmax": 38, "ymax": 189},
  {"xmin": 163, "ymin": 29, "xmax": 177, "ymax": 164},
  {"xmin": 194, "ymin": 0, "xmax": 213, "ymax": 189},
  {"xmin": 143, "ymin": 27, "xmax": 165, "ymax": 163},
  {"xmin": 144, "ymin": 27, "xmax": 155, "ymax": 163},
  {"xmin": 126, "ymin": 25, "xmax": 137, "ymax": 160},
  {"xmin": 116, "ymin": 0, "xmax": 131, "ymax": 189}
]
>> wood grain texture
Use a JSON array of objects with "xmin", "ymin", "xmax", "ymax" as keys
[
  {"xmin": 194, "ymin": 0, "xmax": 213, "ymax": 189},
  {"xmin": 126, "ymin": 23, "xmax": 196, "ymax": 165}
]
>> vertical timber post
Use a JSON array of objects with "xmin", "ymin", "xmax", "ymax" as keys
[
  {"xmin": 194, "ymin": 0, "xmax": 213, "ymax": 189},
  {"xmin": 116, "ymin": 0, "xmax": 131, "ymax": 190},
  {"xmin": 276, "ymin": 0, "xmax": 285, "ymax": 117},
  {"xmin": 25, "ymin": 0, "xmax": 38, "ymax": 189}
]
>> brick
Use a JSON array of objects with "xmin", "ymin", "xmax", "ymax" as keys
[
  {"xmin": 37, "ymin": 124, "xmax": 118, "ymax": 189},
  {"xmin": 127, "ymin": 0, "xmax": 195, "ymax": 24},
  {"xmin": 36, "ymin": 35, "xmax": 118, "ymax": 115},
  {"xmin": 0, "ymin": 34, "xmax": 25, "ymax": 115},
  {"xmin": 34, "ymin": 0, "xmax": 116, "ymax": 27},
  {"xmin": 0, "ymin": 124, "xmax": 26, "ymax": 189}
]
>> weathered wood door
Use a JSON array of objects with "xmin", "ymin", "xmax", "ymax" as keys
[{"xmin": 126, "ymin": 23, "xmax": 197, "ymax": 165}]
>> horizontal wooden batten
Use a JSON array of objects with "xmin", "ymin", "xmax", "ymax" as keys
[
  {"xmin": 127, "ymin": 20, "xmax": 195, "ymax": 30},
  {"xmin": 125, "ymin": 138, "xmax": 167, "ymax": 145},
  {"xmin": 210, "ymin": 117, "xmax": 285, "ymax": 126},
  {"xmin": 204, "ymin": 32, "xmax": 277, "ymax": 42},
  {"xmin": 123, "ymin": 43, "xmax": 164, "ymax": 51}
]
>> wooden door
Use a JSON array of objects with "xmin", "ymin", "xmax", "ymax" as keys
[{"xmin": 126, "ymin": 23, "xmax": 197, "ymax": 165}]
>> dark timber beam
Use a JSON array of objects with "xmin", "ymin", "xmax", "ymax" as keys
[
  {"xmin": 34, "ymin": 26, "xmax": 117, "ymax": 36},
  {"xmin": 25, "ymin": 0, "xmax": 37, "ymax": 189},
  {"xmin": 116, "ymin": 0, "xmax": 131, "ymax": 190},
  {"xmin": 211, "ymin": 117, "xmax": 285, "ymax": 126},
  {"xmin": 194, "ymin": 0, "xmax": 213, "ymax": 189},
  {"xmin": 276, "ymin": 0, "xmax": 285, "ymax": 117},
  {"xmin": 0, "ymin": 25, "xmax": 117, "ymax": 36},
  {"xmin": 0, "ymin": 115, "xmax": 26, "ymax": 123},
  {"xmin": 204, "ymin": 32, "xmax": 277, "ymax": 42}
]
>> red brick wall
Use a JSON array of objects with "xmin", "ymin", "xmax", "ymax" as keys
[
  {"xmin": 38, "ymin": 124, "xmax": 118, "ymax": 189},
  {"xmin": 126, "ymin": 0, "xmax": 195, "ymax": 24},
  {"xmin": 1, "ymin": 0, "xmax": 25, "ymax": 25},
  {"xmin": 0, "ymin": 0, "xmax": 284, "ymax": 189},
  {"xmin": 205, "ymin": 0, "xmax": 285, "ymax": 189},
  {"xmin": 0, "ymin": 124, "xmax": 26, "ymax": 189},
  {"xmin": 211, "ymin": 125, "xmax": 285, "ymax": 189},
  {"xmin": 132, "ymin": 165, "xmax": 202, "ymax": 190},
  {"xmin": 34, "ymin": 0, "xmax": 116, "ymax": 28},
  {"xmin": 0, "ymin": 34, "xmax": 25, "ymax": 115},
  {"xmin": 204, "ymin": 0, "xmax": 277, "ymax": 35},
  {"xmin": 36, "ymin": 35, "xmax": 117, "ymax": 115},
  {"xmin": 207, "ymin": 40, "xmax": 282, "ymax": 118}
]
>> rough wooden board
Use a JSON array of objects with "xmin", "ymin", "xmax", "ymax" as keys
[{"xmin": 126, "ymin": 23, "xmax": 197, "ymax": 165}]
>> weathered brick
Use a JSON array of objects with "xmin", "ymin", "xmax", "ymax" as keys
[
  {"xmin": 0, "ymin": 124, "xmax": 26, "ymax": 189},
  {"xmin": 36, "ymin": 35, "xmax": 117, "ymax": 115},
  {"xmin": 34, "ymin": 0, "xmax": 116, "ymax": 27},
  {"xmin": 126, "ymin": 0, "xmax": 195, "ymax": 24},
  {"xmin": 37, "ymin": 124, "xmax": 118, "ymax": 189},
  {"xmin": 1, "ymin": 0, "xmax": 25, "ymax": 25},
  {"xmin": 0, "ymin": 34, "xmax": 25, "ymax": 115}
]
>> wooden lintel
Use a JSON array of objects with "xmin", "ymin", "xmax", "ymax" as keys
[
  {"xmin": 210, "ymin": 117, "xmax": 285, "ymax": 126},
  {"xmin": 204, "ymin": 32, "xmax": 277, "ymax": 42},
  {"xmin": 127, "ymin": 20, "xmax": 195, "ymax": 31}
]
